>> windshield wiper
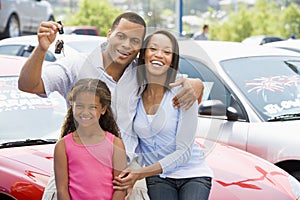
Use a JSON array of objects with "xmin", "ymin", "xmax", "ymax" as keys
[
  {"xmin": 0, "ymin": 139, "xmax": 57, "ymax": 148},
  {"xmin": 284, "ymin": 60, "xmax": 300, "ymax": 74},
  {"xmin": 268, "ymin": 113, "xmax": 300, "ymax": 121}
]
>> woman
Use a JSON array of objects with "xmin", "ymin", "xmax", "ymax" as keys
[{"xmin": 114, "ymin": 30, "xmax": 213, "ymax": 200}]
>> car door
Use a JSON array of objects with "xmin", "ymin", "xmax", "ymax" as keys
[
  {"xmin": 179, "ymin": 56, "xmax": 249, "ymax": 151},
  {"xmin": 15, "ymin": 0, "xmax": 32, "ymax": 32},
  {"xmin": 29, "ymin": 0, "xmax": 49, "ymax": 32}
]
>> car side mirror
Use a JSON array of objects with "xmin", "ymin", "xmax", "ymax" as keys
[
  {"xmin": 226, "ymin": 106, "xmax": 239, "ymax": 121},
  {"xmin": 198, "ymin": 100, "xmax": 239, "ymax": 121}
]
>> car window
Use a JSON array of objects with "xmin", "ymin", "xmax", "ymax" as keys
[
  {"xmin": 0, "ymin": 77, "xmax": 66, "ymax": 143},
  {"xmin": 179, "ymin": 56, "xmax": 247, "ymax": 120},
  {"xmin": 179, "ymin": 56, "xmax": 230, "ymax": 104},
  {"xmin": 262, "ymin": 37, "xmax": 283, "ymax": 44},
  {"xmin": 0, "ymin": 44, "xmax": 56, "ymax": 62},
  {"xmin": 22, "ymin": 50, "xmax": 57, "ymax": 62},
  {"xmin": 221, "ymin": 56, "xmax": 300, "ymax": 121},
  {"xmin": 0, "ymin": 45, "xmax": 24, "ymax": 56},
  {"xmin": 73, "ymin": 30, "xmax": 85, "ymax": 35},
  {"xmin": 86, "ymin": 29, "xmax": 97, "ymax": 36}
]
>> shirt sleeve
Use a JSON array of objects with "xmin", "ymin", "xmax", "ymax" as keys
[
  {"xmin": 158, "ymin": 99, "xmax": 198, "ymax": 174},
  {"xmin": 42, "ymin": 62, "xmax": 72, "ymax": 100},
  {"xmin": 42, "ymin": 54, "xmax": 87, "ymax": 100}
]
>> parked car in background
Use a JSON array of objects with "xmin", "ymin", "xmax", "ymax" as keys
[
  {"xmin": 1, "ymin": 54, "xmax": 300, "ymax": 199},
  {"xmin": 263, "ymin": 39, "xmax": 300, "ymax": 54},
  {"xmin": 64, "ymin": 26, "xmax": 99, "ymax": 36},
  {"xmin": 0, "ymin": 0, "xmax": 54, "ymax": 39},
  {"xmin": 178, "ymin": 40, "xmax": 300, "ymax": 181},
  {"xmin": 0, "ymin": 34, "xmax": 107, "ymax": 61},
  {"xmin": 0, "ymin": 55, "xmax": 66, "ymax": 200},
  {"xmin": 242, "ymin": 35, "xmax": 284, "ymax": 45}
]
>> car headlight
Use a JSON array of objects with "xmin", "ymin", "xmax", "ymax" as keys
[{"xmin": 289, "ymin": 175, "xmax": 300, "ymax": 199}]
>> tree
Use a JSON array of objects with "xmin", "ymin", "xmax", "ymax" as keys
[
  {"xmin": 210, "ymin": 6, "xmax": 254, "ymax": 41},
  {"xmin": 209, "ymin": 0, "xmax": 298, "ymax": 41},
  {"xmin": 250, "ymin": 0, "xmax": 280, "ymax": 36},
  {"xmin": 68, "ymin": 0, "xmax": 122, "ymax": 36},
  {"xmin": 279, "ymin": 3, "xmax": 300, "ymax": 38}
]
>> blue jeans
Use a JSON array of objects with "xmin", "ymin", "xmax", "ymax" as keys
[{"xmin": 146, "ymin": 176, "xmax": 212, "ymax": 200}]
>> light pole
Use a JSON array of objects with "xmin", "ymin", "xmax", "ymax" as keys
[{"xmin": 176, "ymin": 0, "xmax": 183, "ymax": 37}]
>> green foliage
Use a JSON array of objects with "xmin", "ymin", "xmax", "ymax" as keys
[
  {"xmin": 210, "ymin": 6, "xmax": 254, "ymax": 41},
  {"xmin": 210, "ymin": 0, "xmax": 300, "ymax": 41},
  {"xmin": 69, "ymin": 0, "xmax": 122, "ymax": 36},
  {"xmin": 279, "ymin": 3, "xmax": 300, "ymax": 38},
  {"xmin": 250, "ymin": 0, "xmax": 280, "ymax": 35}
]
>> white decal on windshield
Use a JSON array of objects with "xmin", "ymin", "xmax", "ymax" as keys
[
  {"xmin": 0, "ymin": 90, "xmax": 57, "ymax": 112},
  {"xmin": 264, "ymin": 99, "xmax": 300, "ymax": 114}
]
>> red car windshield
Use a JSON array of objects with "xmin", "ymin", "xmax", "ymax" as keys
[{"xmin": 0, "ymin": 77, "xmax": 66, "ymax": 143}]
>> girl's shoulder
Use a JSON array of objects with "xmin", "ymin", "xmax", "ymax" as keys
[{"xmin": 54, "ymin": 137, "xmax": 66, "ymax": 151}]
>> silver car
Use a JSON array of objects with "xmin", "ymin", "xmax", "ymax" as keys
[
  {"xmin": 0, "ymin": 0, "xmax": 54, "ymax": 38},
  {"xmin": 178, "ymin": 40, "xmax": 300, "ymax": 181}
]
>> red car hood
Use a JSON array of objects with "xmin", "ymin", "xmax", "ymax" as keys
[
  {"xmin": 0, "ymin": 144, "xmax": 54, "ymax": 199},
  {"xmin": 197, "ymin": 138, "xmax": 298, "ymax": 200},
  {"xmin": 0, "ymin": 140, "xmax": 298, "ymax": 200}
]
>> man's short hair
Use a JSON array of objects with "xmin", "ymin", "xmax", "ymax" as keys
[{"xmin": 111, "ymin": 12, "xmax": 146, "ymax": 38}]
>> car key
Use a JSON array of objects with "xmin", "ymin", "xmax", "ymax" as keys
[
  {"xmin": 55, "ymin": 21, "xmax": 64, "ymax": 55},
  {"xmin": 57, "ymin": 21, "xmax": 64, "ymax": 34},
  {"xmin": 55, "ymin": 40, "xmax": 64, "ymax": 54}
]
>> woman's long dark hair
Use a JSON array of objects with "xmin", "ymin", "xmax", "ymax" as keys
[
  {"xmin": 60, "ymin": 79, "xmax": 120, "ymax": 138},
  {"xmin": 136, "ymin": 30, "xmax": 180, "ymax": 94}
]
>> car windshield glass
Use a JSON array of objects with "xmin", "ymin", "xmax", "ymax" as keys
[
  {"xmin": 0, "ymin": 77, "xmax": 67, "ymax": 144},
  {"xmin": 221, "ymin": 56, "xmax": 300, "ymax": 121}
]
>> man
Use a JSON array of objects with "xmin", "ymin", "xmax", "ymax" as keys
[
  {"xmin": 193, "ymin": 24, "xmax": 209, "ymax": 40},
  {"xmin": 18, "ymin": 12, "xmax": 204, "ymax": 199}
]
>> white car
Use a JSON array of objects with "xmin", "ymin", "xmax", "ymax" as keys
[
  {"xmin": 0, "ymin": 0, "xmax": 54, "ymax": 38},
  {"xmin": 242, "ymin": 35, "xmax": 284, "ymax": 45},
  {"xmin": 0, "ymin": 34, "xmax": 107, "ymax": 61},
  {"xmin": 263, "ymin": 39, "xmax": 300, "ymax": 54},
  {"xmin": 178, "ymin": 40, "xmax": 300, "ymax": 181}
]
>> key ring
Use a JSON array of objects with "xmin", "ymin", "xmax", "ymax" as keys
[{"xmin": 55, "ymin": 21, "xmax": 65, "ymax": 56}]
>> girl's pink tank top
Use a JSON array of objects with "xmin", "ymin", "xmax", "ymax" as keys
[{"xmin": 64, "ymin": 132, "xmax": 115, "ymax": 200}]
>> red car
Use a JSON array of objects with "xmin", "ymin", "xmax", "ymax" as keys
[
  {"xmin": 0, "ymin": 55, "xmax": 299, "ymax": 199},
  {"xmin": 64, "ymin": 26, "xmax": 100, "ymax": 36}
]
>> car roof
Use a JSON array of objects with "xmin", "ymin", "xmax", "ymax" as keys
[
  {"xmin": 263, "ymin": 39, "xmax": 300, "ymax": 48},
  {"xmin": 179, "ymin": 40, "xmax": 300, "ymax": 64}
]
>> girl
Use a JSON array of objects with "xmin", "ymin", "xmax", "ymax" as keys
[
  {"xmin": 54, "ymin": 78, "xmax": 127, "ymax": 200},
  {"xmin": 114, "ymin": 30, "xmax": 213, "ymax": 200}
]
